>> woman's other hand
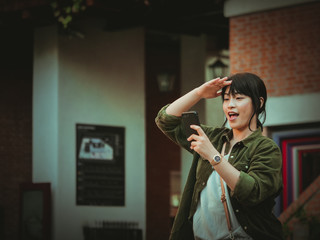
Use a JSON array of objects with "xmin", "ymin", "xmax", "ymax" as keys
[{"xmin": 187, "ymin": 125, "xmax": 218, "ymax": 160}]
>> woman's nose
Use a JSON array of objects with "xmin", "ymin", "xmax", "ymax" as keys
[{"xmin": 228, "ymin": 98, "xmax": 236, "ymax": 107}]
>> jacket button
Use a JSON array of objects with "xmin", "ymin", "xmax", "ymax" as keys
[
  {"xmin": 235, "ymin": 209, "xmax": 239, "ymax": 213},
  {"xmin": 244, "ymin": 226, "xmax": 248, "ymax": 230},
  {"xmin": 230, "ymin": 155, "xmax": 234, "ymax": 158},
  {"xmin": 202, "ymin": 182, "xmax": 205, "ymax": 186}
]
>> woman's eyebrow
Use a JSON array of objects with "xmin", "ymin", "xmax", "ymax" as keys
[{"xmin": 224, "ymin": 91, "xmax": 241, "ymax": 97}]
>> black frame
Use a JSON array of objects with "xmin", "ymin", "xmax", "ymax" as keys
[{"xmin": 76, "ymin": 124, "xmax": 125, "ymax": 206}]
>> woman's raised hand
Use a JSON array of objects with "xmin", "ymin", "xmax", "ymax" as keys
[
  {"xmin": 196, "ymin": 77, "xmax": 231, "ymax": 99},
  {"xmin": 165, "ymin": 77, "xmax": 231, "ymax": 116}
]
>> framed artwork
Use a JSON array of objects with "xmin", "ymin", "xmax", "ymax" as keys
[
  {"xmin": 19, "ymin": 182, "xmax": 51, "ymax": 240},
  {"xmin": 271, "ymin": 127, "xmax": 320, "ymax": 215},
  {"xmin": 76, "ymin": 124, "xmax": 125, "ymax": 206}
]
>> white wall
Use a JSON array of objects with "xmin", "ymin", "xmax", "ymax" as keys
[
  {"xmin": 224, "ymin": 0, "xmax": 318, "ymax": 17},
  {"xmin": 265, "ymin": 93, "xmax": 320, "ymax": 126},
  {"xmin": 33, "ymin": 25, "xmax": 59, "ymax": 186},
  {"xmin": 33, "ymin": 19, "xmax": 146, "ymax": 240}
]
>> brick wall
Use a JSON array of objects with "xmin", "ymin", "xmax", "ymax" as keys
[
  {"xmin": 229, "ymin": 2, "xmax": 320, "ymax": 97},
  {"xmin": 0, "ymin": 27, "xmax": 33, "ymax": 240}
]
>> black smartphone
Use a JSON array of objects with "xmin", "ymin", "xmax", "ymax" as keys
[{"xmin": 181, "ymin": 111, "xmax": 200, "ymax": 138}]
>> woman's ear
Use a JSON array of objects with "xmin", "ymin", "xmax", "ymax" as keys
[{"xmin": 259, "ymin": 97, "xmax": 264, "ymax": 108}]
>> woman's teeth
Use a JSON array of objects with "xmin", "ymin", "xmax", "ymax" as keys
[{"xmin": 229, "ymin": 113, "xmax": 239, "ymax": 120}]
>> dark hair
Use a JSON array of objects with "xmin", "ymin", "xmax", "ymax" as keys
[{"xmin": 221, "ymin": 72, "xmax": 267, "ymax": 130}]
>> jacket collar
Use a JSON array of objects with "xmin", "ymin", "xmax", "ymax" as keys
[{"xmin": 222, "ymin": 128, "xmax": 263, "ymax": 147}]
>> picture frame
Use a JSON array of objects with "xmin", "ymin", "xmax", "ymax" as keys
[{"xmin": 76, "ymin": 124, "xmax": 125, "ymax": 206}]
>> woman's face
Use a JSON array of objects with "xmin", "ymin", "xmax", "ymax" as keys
[{"xmin": 222, "ymin": 86, "xmax": 256, "ymax": 132}]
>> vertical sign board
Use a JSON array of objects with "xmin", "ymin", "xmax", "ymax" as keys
[{"xmin": 76, "ymin": 124, "xmax": 125, "ymax": 206}]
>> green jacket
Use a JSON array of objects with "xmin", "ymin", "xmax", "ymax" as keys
[{"xmin": 155, "ymin": 105, "xmax": 284, "ymax": 240}]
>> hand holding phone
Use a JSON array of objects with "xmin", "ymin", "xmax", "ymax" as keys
[{"xmin": 181, "ymin": 111, "xmax": 200, "ymax": 138}]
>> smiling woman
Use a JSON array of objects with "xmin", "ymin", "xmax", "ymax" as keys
[
  {"xmin": 155, "ymin": 72, "xmax": 284, "ymax": 240},
  {"xmin": 222, "ymin": 73, "xmax": 267, "ymax": 132},
  {"xmin": 221, "ymin": 73, "xmax": 267, "ymax": 141}
]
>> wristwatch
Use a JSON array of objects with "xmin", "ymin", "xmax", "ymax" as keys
[{"xmin": 210, "ymin": 154, "xmax": 222, "ymax": 166}]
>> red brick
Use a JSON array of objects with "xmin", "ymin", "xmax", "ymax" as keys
[{"xmin": 230, "ymin": 2, "xmax": 320, "ymax": 97}]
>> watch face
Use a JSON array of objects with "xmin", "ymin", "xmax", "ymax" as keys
[{"xmin": 214, "ymin": 155, "xmax": 221, "ymax": 163}]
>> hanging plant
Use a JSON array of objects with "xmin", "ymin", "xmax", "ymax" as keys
[{"xmin": 51, "ymin": 0, "xmax": 87, "ymax": 30}]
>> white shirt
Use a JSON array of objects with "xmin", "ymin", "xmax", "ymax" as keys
[{"xmin": 193, "ymin": 155, "xmax": 252, "ymax": 240}]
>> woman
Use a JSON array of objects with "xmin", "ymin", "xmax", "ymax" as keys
[{"xmin": 155, "ymin": 73, "xmax": 283, "ymax": 240}]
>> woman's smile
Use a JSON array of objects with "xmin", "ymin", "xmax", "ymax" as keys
[{"xmin": 227, "ymin": 111, "xmax": 239, "ymax": 121}]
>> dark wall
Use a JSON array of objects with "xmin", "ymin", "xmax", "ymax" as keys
[
  {"xmin": 145, "ymin": 32, "xmax": 181, "ymax": 240},
  {"xmin": 0, "ymin": 26, "xmax": 33, "ymax": 240}
]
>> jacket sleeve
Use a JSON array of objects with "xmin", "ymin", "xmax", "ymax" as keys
[
  {"xmin": 155, "ymin": 104, "xmax": 192, "ymax": 152},
  {"xmin": 232, "ymin": 138, "xmax": 283, "ymax": 206}
]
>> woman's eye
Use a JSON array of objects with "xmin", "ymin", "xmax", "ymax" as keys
[{"xmin": 235, "ymin": 95, "xmax": 245, "ymax": 100}]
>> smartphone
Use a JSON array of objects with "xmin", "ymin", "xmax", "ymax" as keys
[{"xmin": 181, "ymin": 111, "xmax": 200, "ymax": 138}]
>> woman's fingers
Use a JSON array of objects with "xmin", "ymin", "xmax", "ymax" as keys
[
  {"xmin": 217, "ymin": 77, "xmax": 231, "ymax": 87},
  {"xmin": 186, "ymin": 125, "xmax": 204, "ymax": 139},
  {"xmin": 208, "ymin": 77, "xmax": 231, "ymax": 90},
  {"xmin": 187, "ymin": 125, "xmax": 206, "ymax": 143},
  {"xmin": 191, "ymin": 124, "xmax": 203, "ymax": 134},
  {"xmin": 208, "ymin": 76, "xmax": 228, "ymax": 83}
]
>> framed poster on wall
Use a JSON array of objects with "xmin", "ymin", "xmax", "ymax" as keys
[{"xmin": 76, "ymin": 124, "xmax": 125, "ymax": 206}]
